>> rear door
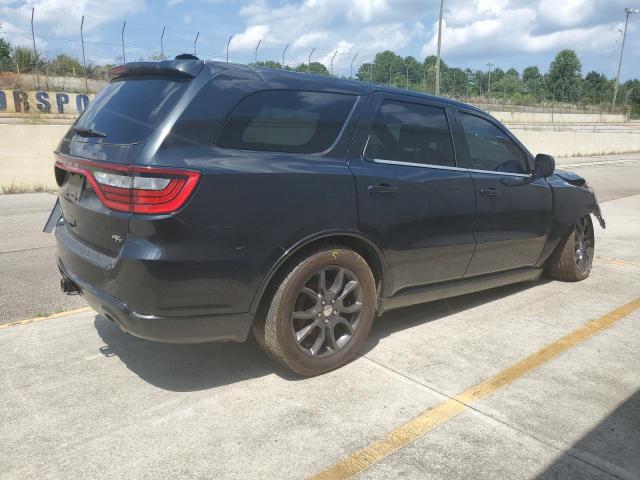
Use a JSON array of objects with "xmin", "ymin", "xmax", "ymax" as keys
[
  {"xmin": 453, "ymin": 109, "xmax": 552, "ymax": 276},
  {"xmin": 348, "ymin": 93, "xmax": 476, "ymax": 295},
  {"xmin": 55, "ymin": 75, "xmax": 191, "ymax": 256}
]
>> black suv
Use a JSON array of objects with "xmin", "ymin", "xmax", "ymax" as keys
[{"xmin": 48, "ymin": 59, "xmax": 605, "ymax": 375}]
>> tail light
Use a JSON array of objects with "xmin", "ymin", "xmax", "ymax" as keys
[{"xmin": 55, "ymin": 154, "xmax": 201, "ymax": 214}]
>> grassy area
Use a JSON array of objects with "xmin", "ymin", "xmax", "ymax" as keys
[{"xmin": 0, "ymin": 183, "xmax": 56, "ymax": 195}]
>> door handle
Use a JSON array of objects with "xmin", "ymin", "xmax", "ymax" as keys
[
  {"xmin": 368, "ymin": 184, "xmax": 398, "ymax": 196},
  {"xmin": 479, "ymin": 187, "xmax": 502, "ymax": 197}
]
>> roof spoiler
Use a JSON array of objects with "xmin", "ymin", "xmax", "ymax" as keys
[{"xmin": 108, "ymin": 58, "xmax": 204, "ymax": 81}]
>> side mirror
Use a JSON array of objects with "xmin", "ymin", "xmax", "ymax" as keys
[{"xmin": 534, "ymin": 154, "xmax": 555, "ymax": 178}]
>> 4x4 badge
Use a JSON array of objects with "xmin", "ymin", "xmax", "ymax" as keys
[{"xmin": 111, "ymin": 235, "xmax": 123, "ymax": 243}]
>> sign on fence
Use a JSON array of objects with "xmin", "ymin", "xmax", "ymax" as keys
[{"xmin": 0, "ymin": 90, "xmax": 95, "ymax": 115}]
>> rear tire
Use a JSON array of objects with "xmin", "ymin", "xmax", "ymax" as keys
[
  {"xmin": 546, "ymin": 215, "xmax": 594, "ymax": 282},
  {"xmin": 254, "ymin": 247, "xmax": 376, "ymax": 376}
]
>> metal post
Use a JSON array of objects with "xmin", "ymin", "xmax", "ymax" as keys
[
  {"xmin": 405, "ymin": 65, "xmax": 409, "ymax": 89},
  {"xmin": 389, "ymin": 64, "xmax": 392, "ymax": 85},
  {"xmin": 486, "ymin": 62, "xmax": 494, "ymax": 102},
  {"xmin": 121, "ymin": 21, "xmax": 126, "ymax": 64},
  {"xmin": 227, "ymin": 35, "xmax": 233, "ymax": 63},
  {"xmin": 254, "ymin": 39, "xmax": 261, "ymax": 64},
  {"xmin": 452, "ymin": 70, "xmax": 455, "ymax": 98},
  {"xmin": 308, "ymin": 47, "xmax": 315, "ymax": 73},
  {"xmin": 435, "ymin": 0, "xmax": 444, "ymax": 95},
  {"xmin": 613, "ymin": 8, "xmax": 638, "ymax": 109},
  {"xmin": 282, "ymin": 43, "xmax": 289, "ymax": 69},
  {"xmin": 161, "ymin": 26, "xmax": 166, "ymax": 60},
  {"xmin": 330, "ymin": 51, "xmax": 337, "ymax": 76},
  {"xmin": 30, "ymin": 7, "xmax": 40, "ymax": 88},
  {"xmin": 350, "ymin": 53, "xmax": 358, "ymax": 79},
  {"xmin": 370, "ymin": 63, "xmax": 373, "ymax": 83},
  {"xmin": 194, "ymin": 31, "xmax": 199, "ymax": 56},
  {"xmin": 423, "ymin": 65, "xmax": 426, "ymax": 91},
  {"xmin": 80, "ymin": 15, "xmax": 88, "ymax": 92}
]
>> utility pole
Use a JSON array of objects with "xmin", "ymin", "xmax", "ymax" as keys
[
  {"xmin": 486, "ymin": 62, "xmax": 494, "ymax": 100},
  {"xmin": 613, "ymin": 8, "xmax": 638, "ymax": 109},
  {"xmin": 194, "ymin": 31, "xmax": 199, "ymax": 56},
  {"xmin": 330, "ymin": 51, "xmax": 337, "ymax": 76},
  {"xmin": 435, "ymin": 0, "xmax": 444, "ymax": 95}
]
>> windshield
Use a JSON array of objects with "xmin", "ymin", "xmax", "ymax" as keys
[{"xmin": 73, "ymin": 77, "xmax": 189, "ymax": 144}]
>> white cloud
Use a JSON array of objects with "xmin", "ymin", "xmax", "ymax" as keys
[
  {"xmin": 0, "ymin": 0, "xmax": 145, "ymax": 36},
  {"xmin": 421, "ymin": 0, "xmax": 622, "ymax": 59},
  {"xmin": 229, "ymin": 24, "xmax": 270, "ymax": 52}
]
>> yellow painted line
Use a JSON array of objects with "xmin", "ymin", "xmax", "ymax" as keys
[
  {"xmin": 0, "ymin": 307, "xmax": 92, "ymax": 330},
  {"xmin": 595, "ymin": 256, "xmax": 640, "ymax": 267},
  {"xmin": 309, "ymin": 297, "xmax": 640, "ymax": 480}
]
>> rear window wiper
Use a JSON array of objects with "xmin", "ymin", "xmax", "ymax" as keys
[{"xmin": 72, "ymin": 126, "xmax": 107, "ymax": 138}]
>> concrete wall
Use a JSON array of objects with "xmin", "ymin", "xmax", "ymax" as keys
[
  {"xmin": 1, "ymin": 123, "xmax": 639, "ymax": 191},
  {"xmin": 490, "ymin": 111, "xmax": 628, "ymax": 124},
  {"xmin": 1, "ymin": 125, "xmax": 68, "ymax": 190},
  {"xmin": 511, "ymin": 127, "xmax": 640, "ymax": 157}
]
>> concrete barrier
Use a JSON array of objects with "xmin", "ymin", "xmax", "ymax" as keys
[
  {"xmin": 1, "ymin": 124, "xmax": 68, "ymax": 190},
  {"xmin": 1, "ymin": 123, "xmax": 639, "ymax": 191},
  {"xmin": 490, "ymin": 111, "xmax": 628, "ymax": 124}
]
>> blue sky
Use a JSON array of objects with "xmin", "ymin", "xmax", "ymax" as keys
[{"xmin": 1, "ymin": 0, "xmax": 639, "ymax": 80}]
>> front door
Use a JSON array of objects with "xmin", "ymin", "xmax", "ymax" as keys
[
  {"xmin": 348, "ymin": 94, "xmax": 476, "ymax": 296},
  {"xmin": 454, "ymin": 109, "xmax": 553, "ymax": 276}
]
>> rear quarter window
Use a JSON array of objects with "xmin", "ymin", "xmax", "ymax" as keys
[
  {"xmin": 216, "ymin": 90, "xmax": 356, "ymax": 154},
  {"xmin": 73, "ymin": 78, "xmax": 189, "ymax": 144}
]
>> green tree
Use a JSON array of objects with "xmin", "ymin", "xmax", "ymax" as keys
[
  {"xmin": 547, "ymin": 49, "xmax": 582, "ymax": 101},
  {"xmin": 0, "ymin": 38, "xmax": 12, "ymax": 68},
  {"xmin": 522, "ymin": 66, "xmax": 541, "ymax": 84},
  {"xmin": 12, "ymin": 46, "xmax": 45, "ymax": 73},
  {"xmin": 250, "ymin": 60, "xmax": 284, "ymax": 70},
  {"xmin": 293, "ymin": 61, "xmax": 328, "ymax": 76},
  {"xmin": 47, "ymin": 54, "xmax": 83, "ymax": 76}
]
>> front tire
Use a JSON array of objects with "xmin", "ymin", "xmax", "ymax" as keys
[
  {"xmin": 547, "ymin": 215, "xmax": 595, "ymax": 282},
  {"xmin": 255, "ymin": 247, "xmax": 377, "ymax": 376}
]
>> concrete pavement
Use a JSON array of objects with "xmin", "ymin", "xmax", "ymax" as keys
[{"xmin": 0, "ymin": 189, "xmax": 639, "ymax": 479}]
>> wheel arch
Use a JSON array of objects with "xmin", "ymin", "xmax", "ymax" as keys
[{"xmin": 249, "ymin": 231, "xmax": 388, "ymax": 319}]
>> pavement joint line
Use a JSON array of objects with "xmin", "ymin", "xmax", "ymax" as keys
[
  {"xmin": 360, "ymin": 353, "xmax": 627, "ymax": 479},
  {"xmin": 308, "ymin": 296, "xmax": 640, "ymax": 480},
  {"xmin": 0, "ymin": 307, "xmax": 92, "ymax": 330},
  {"xmin": 0, "ymin": 245, "xmax": 53, "ymax": 256},
  {"xmin": 595, "ymin": 256, "xmax": 640, "ymax": 267},
  {"xmin": 600, "ymin": 192, "xmax": 640, "ymax": 203}
]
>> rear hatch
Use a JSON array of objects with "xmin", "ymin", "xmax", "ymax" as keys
[{"xmin": 55, "ymin": 61, "xmax": 201, "ymax": 257}]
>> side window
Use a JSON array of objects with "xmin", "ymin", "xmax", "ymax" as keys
[
  {"xmin": 459, "ymin": 113, "xmax": 528, "ymax": 174},
  {"xmin": 216, "ymin": 90, "xmax": 356, "ymax": 154},
  {"xmin": 365, "ymin": 100, "xmax": 455, "ymax": 167}
]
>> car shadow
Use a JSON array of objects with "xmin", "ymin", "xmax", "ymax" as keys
[
  {"xmin": 93, "ymin": 315, "xmax": 296, "ymax": 392},
  {"xmin": 361, "ymin": 278, "xmax": 551, "ymax": 355},
  {"xmin": 534, "ymin": 388, "xmax": 640, "ymax": 479},
  {"xmin": 94, "ymin": 278, "xmax": 550, "ymax": 392}
]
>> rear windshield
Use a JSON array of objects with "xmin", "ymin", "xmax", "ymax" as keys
[
  {"xmin": 73, "ymin": 78, "xmax": 189, "ymax": 144},
  {"xmin": 216, "ymin": 90, "xmax": 356, "ymax": 154}
]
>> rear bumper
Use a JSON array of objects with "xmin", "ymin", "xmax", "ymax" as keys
[{"xmin": 57, "ymin": 254, "xmax": 254, "ymax": 344}]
